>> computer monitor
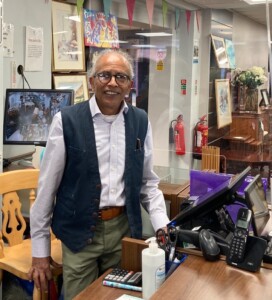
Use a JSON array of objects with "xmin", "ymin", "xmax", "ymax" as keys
[
  {"xmin": 244, "ymin": 174, "xmax": 270, "ymax": 236},
  {"xmin": 3, "ymin": 88, "xmax": 74, "ymax": 146},
  {"xmin": 169, "ymin": 166, "xmax": 251, "ymax": 229}
]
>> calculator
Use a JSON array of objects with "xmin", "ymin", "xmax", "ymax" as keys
[{"xmin": 104, "ymin": 268, "xmax": 142, "ymax": 286}]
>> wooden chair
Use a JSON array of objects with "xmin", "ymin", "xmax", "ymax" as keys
[
  {"xmin": 201, "ymin": 146, "xmax": 221, "ymax": 173},
  {"xmin": 0, "ymin": 169, "xmax": 62, "ymax": 300}
]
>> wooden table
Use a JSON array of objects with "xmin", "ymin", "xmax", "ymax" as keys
[{"xmin": 73, "ymin": 238, "xmax": 272, "ymax": 300}]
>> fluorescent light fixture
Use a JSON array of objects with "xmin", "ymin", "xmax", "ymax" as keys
[
  {"xmin": 131, "ymin": 44, "xmax": 157, "ymax": 48},
  {"xmin": 244, "ymin": 0, "xmax": 272, "ymax": 4},
  {"xmin": 102, "ymin": 40, "xmax": 128, "ymax": 44},
  {"xmin": 135, "ymin": 32, "xmax": 173, "ymax": 37},
  {"xmin": 65, "ymin": 15, "xmax": 81, "ymax": 22}
]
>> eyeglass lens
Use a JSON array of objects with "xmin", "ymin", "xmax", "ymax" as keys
[{"xmin": 96, "ymin": 72, "xmax": 130, "ymax": 85}]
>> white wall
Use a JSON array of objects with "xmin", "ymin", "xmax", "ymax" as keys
[
  {"xmin": 2, "ymin": 0, "xmax": 52, "ymax": 160},
  {"xmin": 233, "ymin": 12, "xmax": 268, "ymax": 70}
]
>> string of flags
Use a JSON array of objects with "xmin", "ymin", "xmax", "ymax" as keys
[{"xmin": 76, "ymin": 0, "xmax": 201, "ymax": 33}]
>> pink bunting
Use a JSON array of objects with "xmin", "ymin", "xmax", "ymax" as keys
[
  {"xmin": 146, "ymin": 0, "xmax": 155, "ymax": 28},
  {"xmin": 126, "ymin": 0, "xmax": 136, "ymax": 27},
  {"xmin": 186, "ymin": 10, "xmax": 191, "ymax": 34},
  {"xmin": 196, "ymin": 10, "xmax": 201, "ymax": 32}
]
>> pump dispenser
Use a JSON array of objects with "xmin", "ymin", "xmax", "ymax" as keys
[{"xmin": 142, "ymin": 237, "xmax": 165, "ymax": 300}]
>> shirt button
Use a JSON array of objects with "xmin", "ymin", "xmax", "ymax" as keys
[
  {"xmin": 92, "ymin": 212, "xmax": 98, "ymax": 218},
  {"xmin": 110, "ymin": 189, "xmax": 116, "ymax": 193},
  {"xmin": 90, "ymin": 225, "xmax": 96, "ymax": 231}
]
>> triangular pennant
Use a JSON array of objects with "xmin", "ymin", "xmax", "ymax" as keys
[
  {"xmin": 103, "ymin": 0, "xmax": 112, "ymax": 17},
  {"xmin": 77, "ymin": 0, "xmax": 84, "ymax": 15},
  {"xmin": 186, "ymin": 10, "xmax": 191, "ymax": 34},
  {"xmin": 126, "ymin": 0, "xmax": 136, "ymax": 27},
  {"xmin": 175, "ymin": 8, "xmax": 181, "ymax": 30},
  {"xmin": 162, "ymin": 0, "xmax": 168, "ymax": 28},
  {"xmin": 196, "ymin": 10, "xmax": 201, "ymax": 32},
  {"xmin": 146, "ymin": 0, "xmax": 155, "ymax": 28}
]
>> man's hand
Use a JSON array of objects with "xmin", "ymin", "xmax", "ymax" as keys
[{"xmin": 28, "ymin": 257, "xmax": 62, "ymax": 293}]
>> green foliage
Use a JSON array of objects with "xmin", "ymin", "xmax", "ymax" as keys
[{"xmin": 232, "ymin": 66, "xmax": 267, "ymax": 89}]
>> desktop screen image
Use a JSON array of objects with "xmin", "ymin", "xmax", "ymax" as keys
[
  {"xmin": 3, "ymin": 89, "xmax": 74, "ymax": 146},
  {"xmin": 244, "ymin": 175, "xmax": 270, "ymax": 236}
]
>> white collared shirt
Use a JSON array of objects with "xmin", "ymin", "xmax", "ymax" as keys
[{"xmin": 30, "ymin": 96, "xmax": 169, "ymax": 257}]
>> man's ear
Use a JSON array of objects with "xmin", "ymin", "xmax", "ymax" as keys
[{"xmin": 89, "ymin": 77, "xmax": 94, "ymax": 90}]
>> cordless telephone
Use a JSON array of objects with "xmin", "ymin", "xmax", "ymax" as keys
[{"xmin": 227, "ymin": 208, "xmax": 252, "ymax": 264}]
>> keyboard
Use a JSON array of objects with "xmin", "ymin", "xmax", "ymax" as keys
[{"xmin": 263, "ymin": 239, "xmax": 272, "ymax": 264}]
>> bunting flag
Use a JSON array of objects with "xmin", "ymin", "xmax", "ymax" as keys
[
  {"xmin": 103, "ymin": 0, "xmax": 112, "ymax": 17},
  {"xmin": 146, "ymin": 0, "xmax": 155, "ymax": 28},
  {"xmin": 186, "ymin": 10, "xmax": 191, "ymax": 34},
  {"xmin": 126, "ymin": 0, "xmax": 136, "ymax": 26},
  {"xmin": 162, "ymin": 0, "xmax": 168, "ymax": 28},
  {"xmin": 196, "ymin": 10, "xmax": 201, "ymax": 32},
  {"xmin": 77, "ymin": 0, "xmax": 84, "ymax": 15},
  {"xmin": 175, "ymin": 8, "xmax": 181, "ymax": 30}
]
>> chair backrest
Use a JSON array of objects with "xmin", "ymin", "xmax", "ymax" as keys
[
  {"xmin": 201, "ymin": 146, "xmax": 221, "ymax": 173},
  {"xmin": 0, "ymin": 169, "xmax": 39, "ymax": 247}
]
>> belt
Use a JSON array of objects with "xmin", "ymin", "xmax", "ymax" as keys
[{"xmin": 98, "ymin": 206, "xmax": 125, "ymax": 221}]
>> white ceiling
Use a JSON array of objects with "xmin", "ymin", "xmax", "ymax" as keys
[{"xmin": 171, "ymin": 0, "xmax": 270, "ymax": 27}]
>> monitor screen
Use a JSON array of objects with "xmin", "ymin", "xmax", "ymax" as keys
[
  {"xmin": 244, "ymin": 174, "xmax": 270, "ymax": 236},
  {"xmin": 170, "ymin": 166, "xmax": 251, "ymax": 228},
  {"xmin": 3, "ymin": 89, "xmax": 74, "ymax": 146}
]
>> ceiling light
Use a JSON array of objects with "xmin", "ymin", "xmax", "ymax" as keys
[
  {"xmin": 244, "ymin": 0, "xmax": 272, "ymax": 4},
  {"xmin": 135, "ymin": 32, "xmax": 173, "ymax": 37},
  {"xmin": 131, "ymin": 44, "xmax": 157, "ymax": 48}
]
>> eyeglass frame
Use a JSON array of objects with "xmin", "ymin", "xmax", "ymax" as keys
[{"xmin": 94, "ymin": 72, "xmax": 131, "ymax": 86}]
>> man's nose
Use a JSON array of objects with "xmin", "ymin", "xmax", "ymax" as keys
[{"xmin": 108, "ymin": 75, "xmax": 118, "ymax": 86}]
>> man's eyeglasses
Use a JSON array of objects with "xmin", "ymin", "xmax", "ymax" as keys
[{"xmin": 94, "ymin": 72, "xmax": 131, "ymax": 86}]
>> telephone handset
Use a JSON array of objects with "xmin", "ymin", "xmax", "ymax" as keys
[{"xmin": 227, "ymin": 208, "xmax": 252, "ymax": 264}]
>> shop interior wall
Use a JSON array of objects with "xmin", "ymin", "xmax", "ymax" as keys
[
  {"xmin": 208, "ymin": 10, "xmax": 268, "ymax": 149},
  {"xmin": 2, "ymin": 0, "xmax": 52, "ymax": 160}
]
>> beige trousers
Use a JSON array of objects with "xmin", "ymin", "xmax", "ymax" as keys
[{"xmin": 62, "ymin": 213, "xmax": 130, "ymax": 300}]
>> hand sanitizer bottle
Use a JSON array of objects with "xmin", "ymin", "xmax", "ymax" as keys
[{"xmin": 142, "ymin": 237, "xmax": 165, "ymax": 300}]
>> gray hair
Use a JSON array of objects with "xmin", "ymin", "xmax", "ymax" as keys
[{"xmin": 89, "ymin": 49, "xmax": 134, "ymax": 79}]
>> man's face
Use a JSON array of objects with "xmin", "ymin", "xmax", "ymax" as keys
[{"xmin": 90, "ymin": 53, "xmax": 133, "ymax": 115}]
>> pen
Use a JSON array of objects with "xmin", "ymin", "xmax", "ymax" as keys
[{"xmin": 102, "ymin": 280, "xmax": 142, "ymax": 292}]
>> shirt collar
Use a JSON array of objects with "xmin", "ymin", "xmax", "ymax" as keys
[{"xmin": 88, "ymin": 95, "xmax": 129, "ymax": 117}]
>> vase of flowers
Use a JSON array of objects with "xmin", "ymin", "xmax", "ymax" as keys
[{"xmin": 232, "ymin": 66, "xmax": 267, "ymax": 112}]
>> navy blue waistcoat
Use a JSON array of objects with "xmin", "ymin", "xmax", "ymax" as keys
[{"xmin": 51, "ymin": 101, "xmax": 148, "ymax": 253}]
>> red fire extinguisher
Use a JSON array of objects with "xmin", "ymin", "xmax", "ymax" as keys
[
  {"xmin": 194, "ymin": 115, "xmax": 208, "ymax": 155},
  {"xmin": 173, "ymin": 114, "xmax": 186, "ymax": 155}
]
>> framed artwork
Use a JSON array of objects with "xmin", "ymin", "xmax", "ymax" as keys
[
  {"xmin": 225, "ymin": 39, "xmax": 236, "ymax": 69},
  {"xmin": 52, "ymin": 1, "xmax": 85, "ymax": 72},
  {"xmin": 261, "ymin": 89, "xmax": 270, "ymax": 106},
  {"xmin": 215, "ymin": 79, "xmax": 232, "ymax": 128},
  {"xmin": 83, "ymin": 9, "xmax": 119, "ymax": 48},
  {"xmin": 211, "ymin": 35, "xmax": 230, "ymax": 69},
  {"xmin": 53, "ymin": 74, "xmax": 89, "ymax": 104}
]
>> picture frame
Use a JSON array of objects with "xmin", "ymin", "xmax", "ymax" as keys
[
  {"xmin": 215, "ymin": 79, "xmax": 232, "ymax": 128},
  {"xmin": 224, "ymin": 39, "xmax": 236, "ymax": 69},
  {"xmin": 53, "ymin": 74, "xmax": 89, "ymax": 104},
  {"xmin": 211, "ymin": 35, "xmax": 230, "ymax": 69},
  {"xmin": 260, "ymin": 89, "xmax": 270, "ymax": 106},
  {"xmin": 52, "ymin": 1, "xmax": 85, "ymax": 72}
]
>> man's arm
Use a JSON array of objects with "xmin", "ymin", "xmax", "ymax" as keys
[
  {"xmin": 29, "ymin": 112, "xmax": 65, "ymax": 291},
  {"xmin": 140, "ymin": 121, "xmax": 170, "ymax": 231}
]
